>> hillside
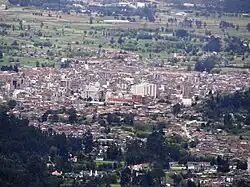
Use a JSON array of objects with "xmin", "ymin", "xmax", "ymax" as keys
[
  {"xmin": 0, "ymin": 104, "xmax": 49, "ymax": 186},
  {"xmin": 0, "ymin": 102, "xmax": 84, "ymax": 187}
]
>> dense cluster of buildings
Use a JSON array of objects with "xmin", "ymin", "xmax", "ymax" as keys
[
  {"xmin": 1, "ymin": 47, "xmax": 250, "ymax": 186},
  {"xmin": 2, "ymin": 49, "xmax": 250, "ymax": 109}
]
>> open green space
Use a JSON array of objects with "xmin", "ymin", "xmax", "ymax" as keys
[
  {"xmin": 111, "ymin": 184, "xmax": 121, "ymax": 187},
  {"xmin": 0, "ymin": 5, "xmax": 250, "ymax": 70},
  {"xmin": 95, "ymin": 160, "xmax": 125, "ymax": 167}
]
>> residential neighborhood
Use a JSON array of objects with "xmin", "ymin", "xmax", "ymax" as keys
[{"xmin": 1, "ymin": 0, "xmax": 250, "ymax": 186}]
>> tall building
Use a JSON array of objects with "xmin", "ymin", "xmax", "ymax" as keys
[
  {"xmin": 182, "ymin": 76, "xmax": 192, "ymax": 99},
  {"xmin": 131, "ymin": 83, "xmax": 157, "ymax": 98}
]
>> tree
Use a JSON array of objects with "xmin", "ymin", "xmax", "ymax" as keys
[
  {"xmin": 247, "ymin": 23, "xmax": 250, "ymax": 32},
  {"xmin": 110, "ymin": 38, "xmax": 115, "ymax": 45},
  {"xmin": 54, "ymin": 155, "xmax": 64, "ymax": 170},
  {"xmin": 187, "ymin": 179, "xmax": 197, "ymax": 187},
  {"xmin": 187, "ymin": 65, "xmax": 192, "ymax": 71},
  {"xmin": 216, "ymin": 156, "xmax": 230, "ymax": 173},
  {"xmin": 118, "ymin": 37, "xmax": 124, "ymax": 46},
  {"xmin": 140, "ymin": 6, "xmax": 155, "ymax": 22},
  {"xmin": 51, "ymin": 113, "xmax": 59, "ymax": 122},
  {"xmin": 175, "ymin": 29, "xmax": 189, "ymax": 38},
  {"xmin": 87, "ymin": 97, "xmax": 93, "ymax": 102},
  {"xmin": 120, "ymin": 167, "xmax": 131, "ymax": 187},
  {"xmin": 84, "ymin": 130, "xmax": 93, "ymax": 153},
  {"xmin": 195, "ymin": 56, "xmax": 218, "ymax": 73},
  {"xmin": 7, "ymin": 99, "xmax": 17, "ymax": 109},
  {"xmin": 0, "ymin": 102, "xmax": 103, "ymax": 187},
  {"xmin": 236, "ymin": 160, "xmax": 248, "ymax": 170},
  {"xmin": 150, "ymin": 168, "xmax": 165, "ymax": 186},
  {"xmin": 173, "ymin": 103, "xmax": 181, "ymax": 115},
  {"xmin": 233, "ymin": 179, "xmax": 250, "ymax": 187},
  {"xmin": 125, "ymin": 139, "xmax": 147, "ymax": 165},
  {"xmin": 40, "ymin": 21, "xmax": 44, "ymax": 28},
  {"xmin": 223, "ymin": 113, "xmax": 234, "ymax": 129},
  {"xmin": 68, "ymin": 107, "xmax": 77, "ymax": 124},
  {"xmin": 123, "ymin": 113, "xmax": 134, "ymax": 126},
  {"xmin": 89, "ymin": 17, "xmax": 94, "ymax": 24},
  {"xmin": 173, "ymin": 173, "xmax": 183, "ymax": 186},
  {"xmin": 246, "ymin": 115, "xmax": 250, "ymax": 125},
  {"xmin": 36, "ymin": 61, "xmax": 40, "ymax": 67},
  {"xmin": 0, "ymin": 50, "xmax": 3, "ymax": 59},
  {"xmin": 146, "ymin": 130, "xmax": 169, "ymax": 168},
  {"xmin": 18, "ymin": 19, "xmax": 23, "ymax": 30},
  {"xmin": 236, "ymin": 24, "xmax": 239, "ymax": 31},
  {"xmin": 13, "ymin": 65, "xmax": 19, "ymax": 72},
  {"xmin": 203, "ymin": 37, "xmax": 221, "ymax": 52},
  {"xmin": 106, "ymin": 143, "xmax": 122, "ymax": 161}
]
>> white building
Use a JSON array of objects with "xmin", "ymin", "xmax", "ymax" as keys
[
  {"xmin": 131, "ymin": 83, "xmax": 157, "ymax": 98},
  {"xmin": 81, "ymin": 83, "xmax": 104, "ymax": 101}
]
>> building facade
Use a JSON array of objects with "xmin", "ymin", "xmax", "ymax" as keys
[{"xmin": 131, "ymin": 83, "xmax": 157, "ymax": 98}]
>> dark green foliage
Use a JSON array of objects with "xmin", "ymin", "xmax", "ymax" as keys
[
  {"xmin": 224, "ymin": 36, "xmax": 249, "ymax": 55},
  {"xmin": 236, "ymin": 160, "xmax": 248, "ymax": 170},
  {"xmin": 200, "ymin": 89, "xmax": 250, "ymax": 122},
  {"xmin": 0, "ymin": 103, "xmax": 96, "ymax": 186},
  {"xmin": 106, "ymin": 143, "xmax": 122, "ymax": 161},
  {"xmin": 120, "ymin": 167, "xmax": 131, "ymax": 187},
  {"xmin": 187, "ymin": 179, "xmax": 197, "ymax": 187},
  {"xmin": 123, "ymin": 113, "xmax": 134, "ymax": 126},
  {"xmin": 83, "ymin": 130, "xmax": 93, "ymax": 154},
  {"xmin": 125, "ymin": 131, "xmax": 193, "ymax": 168},
  {"xmin": 138, "ymin": 6, "xmax": 155, "ymax": 22},
  {"xmin": 68, "ymin": 107, "xmax": 77, "ymax": 124},
  {"xmin": 203, "ymin": 37, "xmax": 221, "ymax": 52},
  {"xmin": 7, "ymin": 99, "xmax": 17, "ymax": 109},
  {"xmin": 247, "ymin": 23, "xmax": 250, "ymax": 32},
  {"xmin": 117, "ymin": 37, "xmax": 124, "ymax": 46},
  {"xmin": 125, "ymin": 139, "xmax": 147, "ymax": 165},
  {"xmin": 232, "ymin": 179, "xmax": 250, "ymax": 187},
  {"xmin": 0, "ymin": 106, "xmax": 49, "ymax": 186},
  {"xmin": 110, "ymin": 38, "xmax": 115, "ymax": 45},
  {"xmin": 139, "ymin": 168, "xmax": 165, "ymax": 187},
  {"xmin": 175, "ymin": 29, "xmax": 189, "ymax": 38},
  {"xmin": 89, "ymin": 17, "xmax": 94, "ymax": 24},
  {"xmin": 173, "ymin": 103, "xmax": 181, "ymax": 115},
  {"xmin": 195, "ymin": 56, "xmax": 217, "ymax": 73}
]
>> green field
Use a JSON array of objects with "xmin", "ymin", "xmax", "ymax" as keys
[
  {"xmin": 0, "ymin": 5, "xmax": 250, "ymax": 69},
  {"xmin": 95, "ymin": 160, "xmax": 125, "ymax": 167},
  {"xmin": 111, "ymin": 184, "xmax": 121, "ymax": 187}
]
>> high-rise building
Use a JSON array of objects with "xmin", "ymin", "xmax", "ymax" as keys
[{"xmin": 131, "ymin": 83, "xmax": 157, "ymax": 98}]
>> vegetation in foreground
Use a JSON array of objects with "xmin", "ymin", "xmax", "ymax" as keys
[{"xmin": 0, "ymin": 100, "xmax": 223, "ymax": 187}]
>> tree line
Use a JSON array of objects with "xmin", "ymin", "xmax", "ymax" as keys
[{"xmin": 197, "ymin": 88, "xmax": 250, "ymax": 133}]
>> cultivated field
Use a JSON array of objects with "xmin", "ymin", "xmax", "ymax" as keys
[{"xmin": 0, "ymin": 5, "xmax": 250, "ymax": 71}]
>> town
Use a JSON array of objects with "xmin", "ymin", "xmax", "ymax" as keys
[{"xmin": 1, "ymin": 0, "xmax": 250, "ymax": 187}]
